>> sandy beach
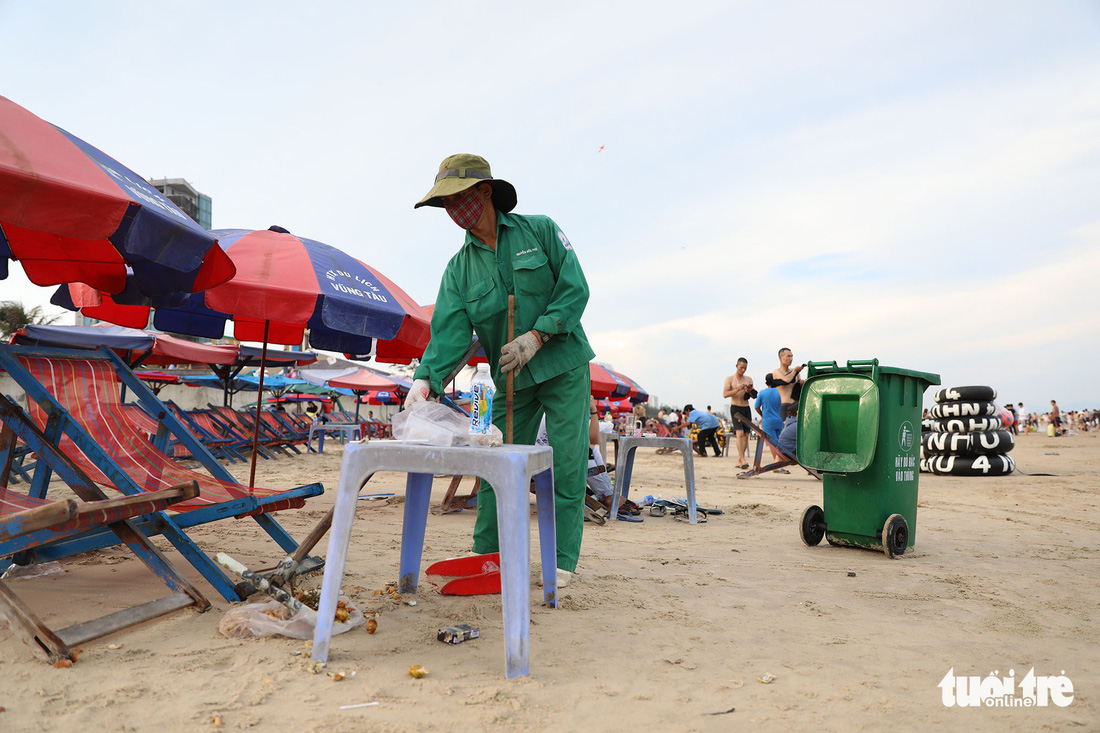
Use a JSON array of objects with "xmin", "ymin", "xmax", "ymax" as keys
[{"xmin": 1, "ymin": 431, "xmax": 1096, "ymax": 731}]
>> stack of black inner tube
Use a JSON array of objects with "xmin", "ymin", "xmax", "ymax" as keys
[{"xmin": 921, "ymin": 385, "xmax": 1015, "ymax": 476}]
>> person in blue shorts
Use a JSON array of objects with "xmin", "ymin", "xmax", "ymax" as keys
[{"xmin": 754, "ymin": 386, "xmax": 784, "ymax": 460}]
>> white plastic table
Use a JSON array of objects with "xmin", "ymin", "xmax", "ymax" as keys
[
  {"xmin": 311, "ymin": 440, "xmax": 557, "ymax": 679},
  {"xmin": 609, "ymin": 436, "xmax": 697, "ymax": 524},
  {"xmin": 307, "ymin": 422, "xmax": 362, "ymax": 453}
]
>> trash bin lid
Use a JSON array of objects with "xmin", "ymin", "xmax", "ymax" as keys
[
  {"xmin": 876, "ymin": 365, "xmax": 941, "ymax": 386},
  {"xmin": 797, "ymin": 374, "xmax": 879, "ymax": 473}
]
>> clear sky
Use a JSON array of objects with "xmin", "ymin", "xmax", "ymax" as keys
[{"xmin": 2, "ymin": 1, "xmax": 1098, "ymax": 412}]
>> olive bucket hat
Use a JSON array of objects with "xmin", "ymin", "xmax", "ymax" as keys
[{"xmin": 414, "ymin": 153, "xmax": 517, "ymax": 212}]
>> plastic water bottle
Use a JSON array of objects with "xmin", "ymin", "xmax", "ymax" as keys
[{"xmin": 469, "ymin": 363, "xmax": 496, "ymax": 439}]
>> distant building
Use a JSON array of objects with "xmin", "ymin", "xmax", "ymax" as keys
[{"xmin": 148, "ymin": 178, "xmax": 212, "ymax": 230}]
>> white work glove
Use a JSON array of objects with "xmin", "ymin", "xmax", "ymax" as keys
[
  {"xmin": 403, "ymin": 379, "xmax": 436, "ymax": 409},
  {"xmin": 499, "ymin": 330, "xmax": 543, "ymax": 374}
]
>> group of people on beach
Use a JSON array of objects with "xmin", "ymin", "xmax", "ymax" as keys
[
  {"xmin": 920, "ymin": 399, "xmax": 1099, "ymax": 437},
  {"xmin": 615, "ymin": 348, "xmax": 804, "ymax": 469}
]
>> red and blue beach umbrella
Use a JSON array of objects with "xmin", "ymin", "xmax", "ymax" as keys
[
  {"xmin": 0, "ymin": 95, "xmax": 235, "ymax": 296},
  {"xmin": 54, "ymin": 227, "xmax": 432, "ymax": 356},
  {"xmin": 611, "ymin": 369, "xmax": 649, "ymax": 404},
  {"xmin": 590, "ymin": 362, "xmax": 632, "ymax": 399},
  {"xmin": 49, "ymin": 225, "xmax": 431, "ymax": 486}
]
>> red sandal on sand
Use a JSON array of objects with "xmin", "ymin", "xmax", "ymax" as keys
[{"xmin": 426, "ymin": 553, "xmax": 501, "ymax": 596}]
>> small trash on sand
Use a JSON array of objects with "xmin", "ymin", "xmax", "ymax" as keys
[
  {"xmin": 107, "ymin": 643, "xmax": 122, "ymax": 650},
  {"xmin": 54, "ymin": 659, "xmax": 73, "ymax": 669},
  {"xmin": 213, "ymin": 715, "xmax": 222, "ymax": 728},
  {"xmin": 340, "ymin": 702, "xmax": 380, "ymax": 710},
  {"xmin": 759, "ymin": 673, "xmax": 777, "ymax": 684},
  {"xmin": 2, "ymin": 561, "xmax": 64, "ymax": 580},
  {"xmin": 331, "ymin": 671, "xmax": 346, "ymax": 682},
  {"xmin": 847, "ymin": 572, "xmax": 857, "ymax": 577},
  {"xmin": 366, "ymin": 618, "xmax": 378, "ymax": 634},
  {"xmin": 407, "ymin": 664, "xmax": 428, "ymax": 679},
  {"xmin": 704, "ymin": 707, "xmax": 736, "ymax": 716},
  {"xmin": 1045, "ymin": 452, "xmax": 1060, "ymax": 456},
  {"xmin": 438, "ymin": 625, "xmax": 480, "ymax": 644}
]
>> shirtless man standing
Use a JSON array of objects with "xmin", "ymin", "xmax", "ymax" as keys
[
  {"xmin": 770, "ymin": 348, "xmax": 804, "ymax": 419},
  {"xmin": 723, "ymin": 357, "xmax": 756, "ymax": 468}
]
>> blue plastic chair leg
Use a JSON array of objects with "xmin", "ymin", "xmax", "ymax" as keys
[
  {"xmin": 609, "ymin": 446, "xmax": 637, "ymax": 520},
  {"xmin": 311, "ymin": 468, "xmax": 367, "ymax": 664},
  {"xmin": 494, "ymin": 462, "xmax": 532, "ymax": 679},
  {"xmin": 681, "ymin": 448, "xmax": 698, "ymax": 524},
  {"xmin": 398, "ymin": 472, "xmax": 432, "ymax": 594},
  {"xmin": 532, "ymin": 467, "xmax": 557, "ymax": 607}
]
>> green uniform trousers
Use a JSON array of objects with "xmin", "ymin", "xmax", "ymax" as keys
[{"xmin": 471, "ymin": 362, "xmax": 590, "ymax": 572}]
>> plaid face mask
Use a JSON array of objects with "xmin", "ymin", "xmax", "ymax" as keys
[{"xmin": 444, "ymin": 187, "xmax": 485, "ymax": 230}]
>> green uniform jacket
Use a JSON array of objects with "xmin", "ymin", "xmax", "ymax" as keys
[{"xmin": 415, "ymin": 212, "xmax": 595, "ymax": 393}]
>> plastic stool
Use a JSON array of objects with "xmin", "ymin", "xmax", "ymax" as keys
[
  {"xmin": 311, "ymin": 441, "xmax": 557, "ymax": 679},
  {"xmin": 609, "ymin": 436, "xmax": 697, "ymax": 524}
]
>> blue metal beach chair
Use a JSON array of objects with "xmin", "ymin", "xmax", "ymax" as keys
[
  {"xmin": 0, "ymin": 396, "xmax": 209, "ymax": 662},
  {"xmin": 0, "ymin": 343, "xmax": 324, "ymax": 602}
]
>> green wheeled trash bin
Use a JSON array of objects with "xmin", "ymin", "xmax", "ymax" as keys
[{"xmin": 796, "ymin": 359, "xmax": 940, "ymax": 558}]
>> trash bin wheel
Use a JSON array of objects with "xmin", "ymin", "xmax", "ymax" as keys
[
  {"xmin": 882, "ymin": 513, "xmax": 908, "ymax": 558},
  {"xmin": 800, "ymin": 505, "xmax": 826, "ymax": 547}
]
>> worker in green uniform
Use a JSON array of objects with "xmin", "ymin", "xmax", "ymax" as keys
[{"xmin": 405, "ymin": 153, "xmax": 594, "ymax": 586}]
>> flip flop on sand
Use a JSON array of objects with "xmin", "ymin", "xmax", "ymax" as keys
[{"xmin": 616, "ymin": 510, "xmax": 643, "ymax": 523}]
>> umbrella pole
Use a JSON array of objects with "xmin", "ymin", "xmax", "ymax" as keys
[
  {"xmin": 354, "ymin": 391, "xmax": 362, "ymax": 421},
  {"xmin": 248, "ymin": 320, "xmax": 271, "ymax": 491}
]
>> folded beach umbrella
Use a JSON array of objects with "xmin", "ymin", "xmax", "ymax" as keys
[{"xmin": 0, "ymin": 95, "xmax": 235, "ymax": 295}]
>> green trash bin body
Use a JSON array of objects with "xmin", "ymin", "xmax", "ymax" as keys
[{"xmin": 797, "ymin": 360, "xmax": 940, "ymax": 554}]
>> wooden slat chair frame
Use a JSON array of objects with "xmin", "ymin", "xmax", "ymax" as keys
[
  {"xmin": 0, "ymin": 345, "xmax": 324, "ymax": 602},
  {"xmin": 733, "ymin": 413, "xmax": 822, "ymax": 480},
  {"xmin": 0, "ymin": 398, "xmax": 209, "ymax": 662}
]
